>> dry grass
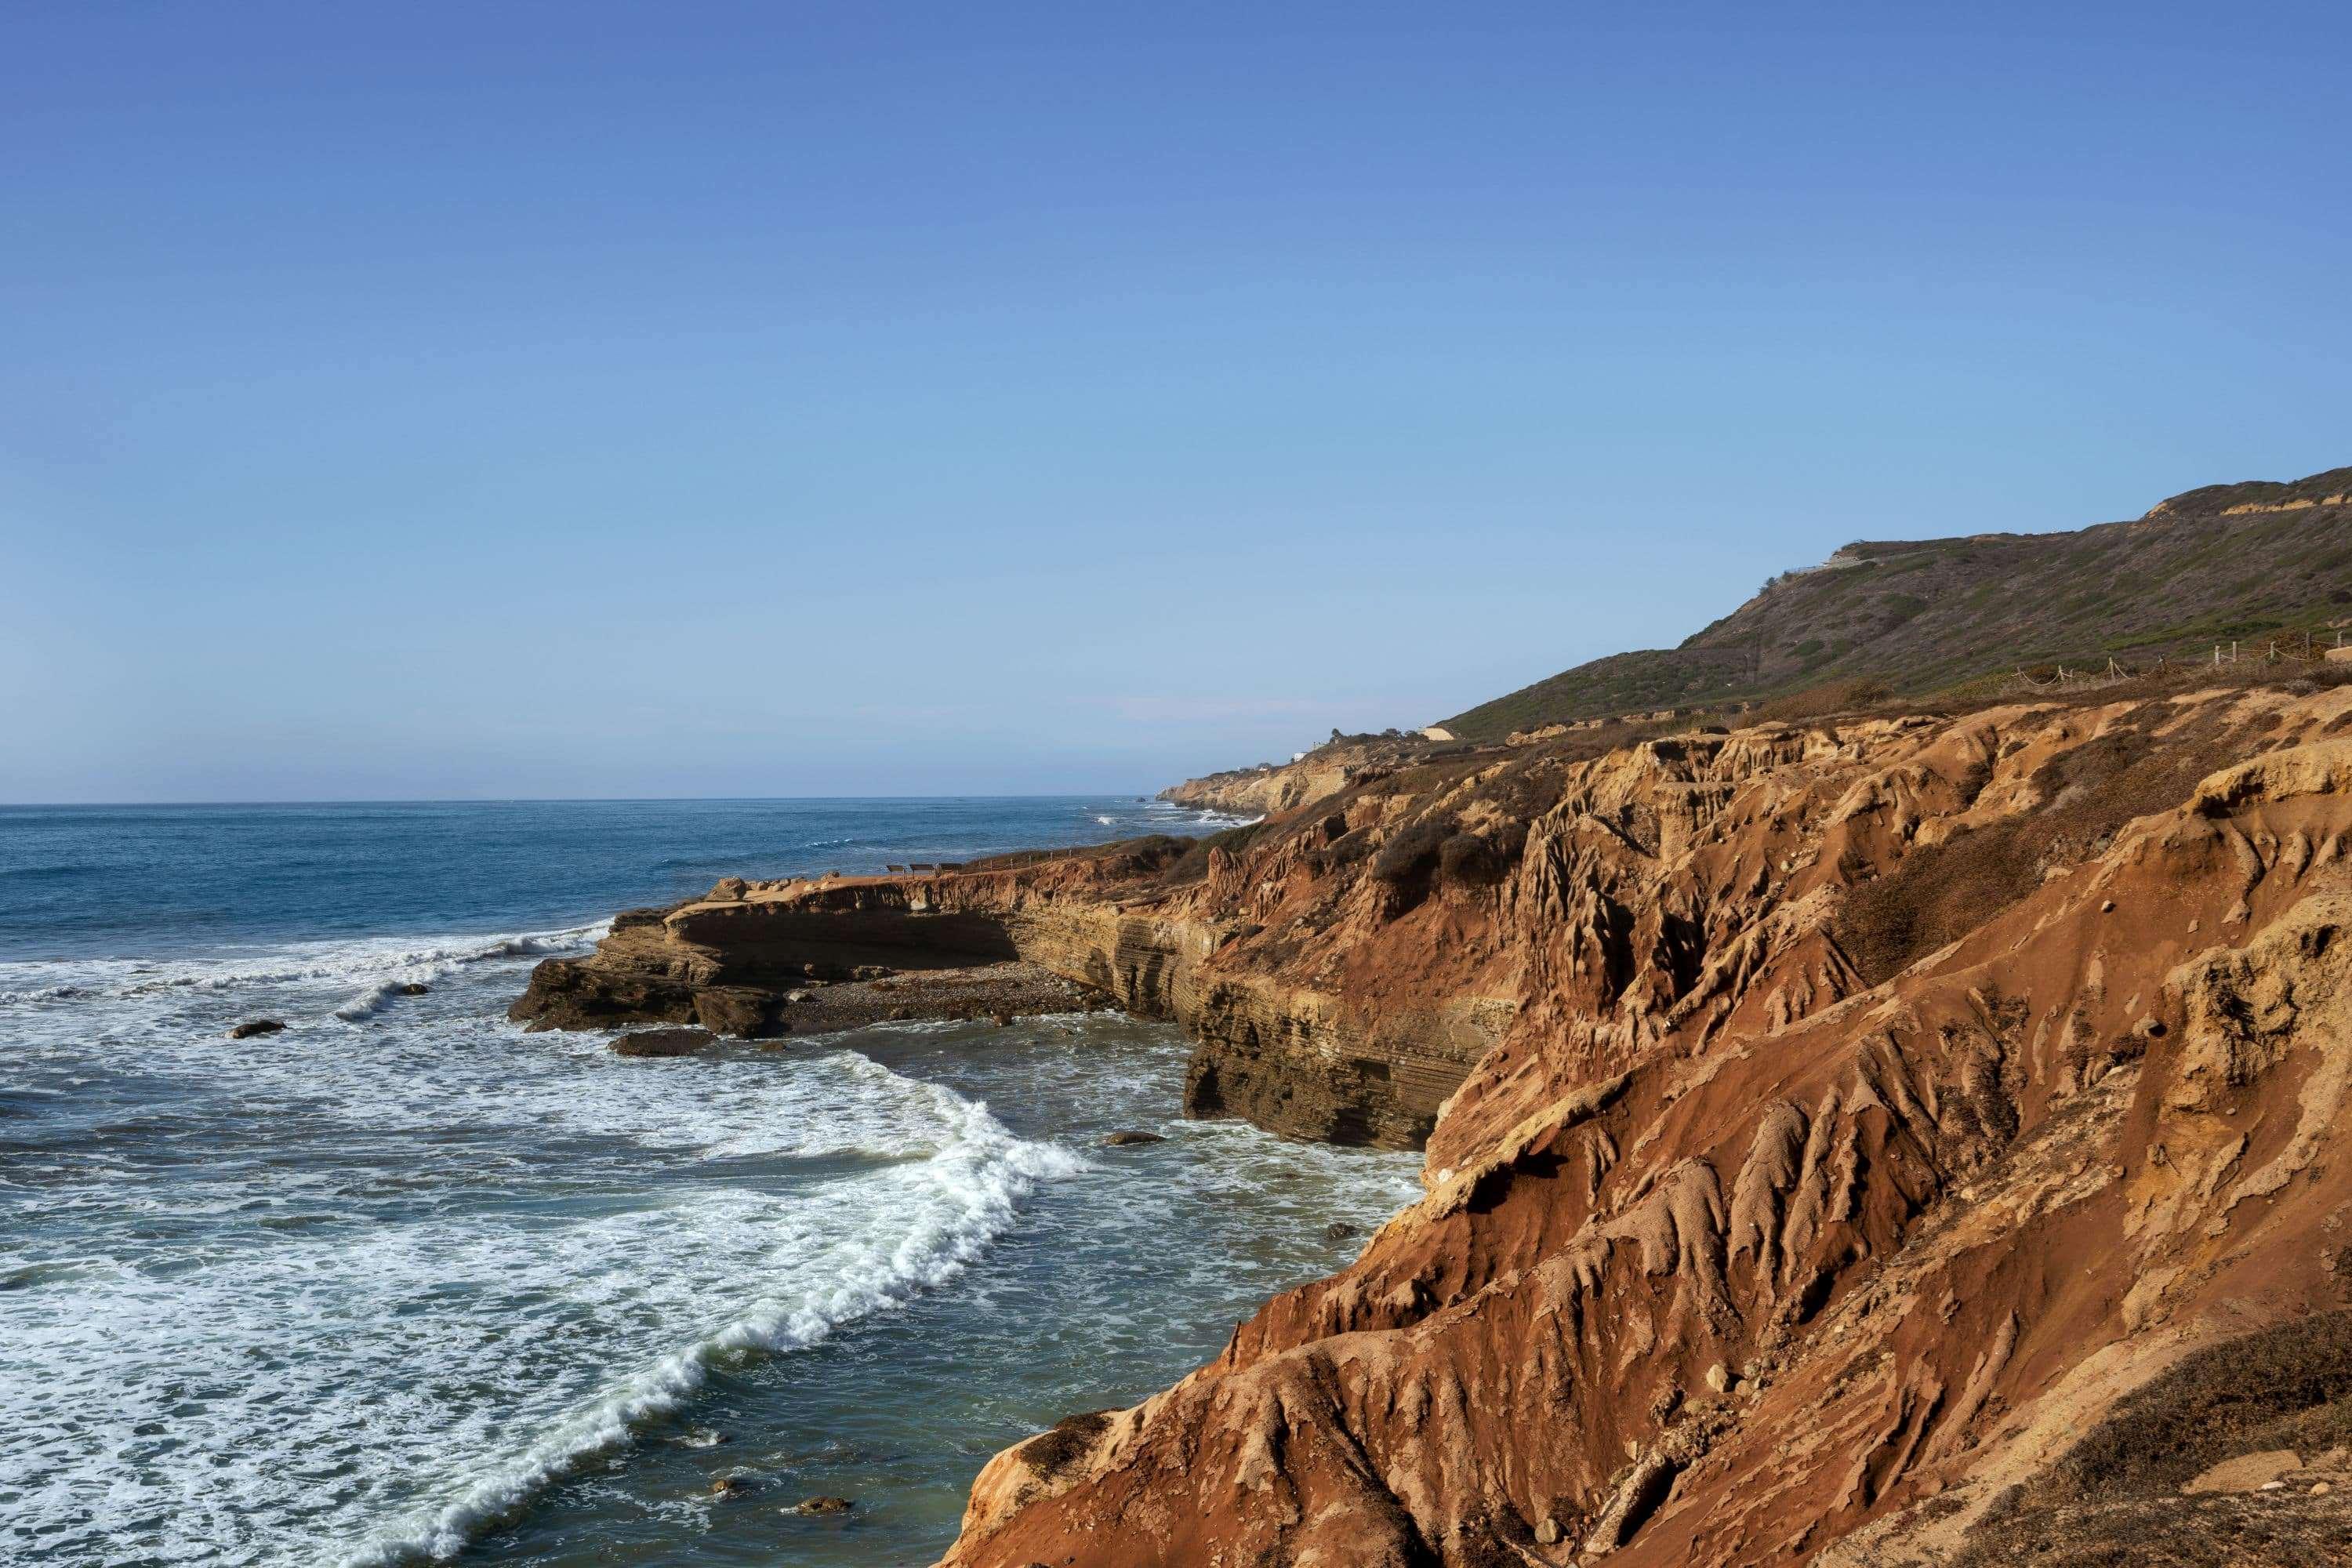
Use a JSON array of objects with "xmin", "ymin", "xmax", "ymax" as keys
[
  {"xmin": 1753, "ymin": 677, "xmax": 1893, "ymax": 724},
  {"xmin": 1017, "ymin": 1410, "xmax": 1115, "ymax": 1478},
  {"xmin": 1951, "ymin": 1312, "xmax": 2352, "ymax": 1567}
]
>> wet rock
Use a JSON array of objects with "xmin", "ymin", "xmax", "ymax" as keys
[
  {"xmin": 692, "ymin": 986, "xmax": 785, "ymax": 1039},
  {"xmin": 795, "ymin": 1495, "xmax": 854, "ymax": 1515},
  {"xmin": 228, "ymin": 1019, "xmax": 286, "ymax": 1039},
  {"xmin": 993, "ymin": 1011, "xmax": 1016, "ymax": 1028},
  {"xmin": 1323, "ymin": 1221, "xmax": 1359, "ymax": 1243},
  {"xmin": 1104, "ymin": 1130, "xmax": 1166, "ymax": 1146},
  {"xmin": 612, "ymin": 1027, "xmax": 716, "ymax": 1058},
  {"xmin": 710, "ymin": 1475, "xmax": 757, "ymax": 1497},
  {"xmin": 396, "ymin": 982, "xmax": 430, "ymax": 996}
]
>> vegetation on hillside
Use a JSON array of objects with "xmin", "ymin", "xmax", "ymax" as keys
[{"xmin": 1443, "ymin": 466, "xmax": 2352, "ymax": 739}]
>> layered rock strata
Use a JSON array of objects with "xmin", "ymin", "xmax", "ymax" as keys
[{"xmin": 513, "ymin": 838, "xmax": 1512, "ymax": 1148}]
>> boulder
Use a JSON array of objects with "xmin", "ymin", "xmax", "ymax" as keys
[
  {"xmin": 1104, "ymin": 1130, "xmax": 1167, "ymax": 1146},
  {"xmin": 396, "ymin": 982, "xmax": 430, "ymax": 996},
  {"xmin": 795, "ymin": 1495, "xmax": 855, "ymax": 1515},
  {"xmin": 612, "ymin": 1027, "xmax": 716, "ymax": 1058},
  {"xmin": 710, "ymin": 1475, "xmax": 757, "ymax": 1497},
  {"xmin": 692, "ymin": 987, "xmax": 784, "ymax": 1039},
  {"xmin": 228, "ymin": 1019, "xmax": 286, "ymax": 1039}
]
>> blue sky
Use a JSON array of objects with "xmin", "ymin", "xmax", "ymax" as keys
[{"xmin": 3, "ymin": 2, "xmax": 2346, "ymax": 800}]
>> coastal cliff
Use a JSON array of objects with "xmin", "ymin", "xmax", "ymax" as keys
[
  {"xmin": 1157, "ymin": 731, "xmax": 1460, "ymax": 819},
  {"xmin": 936, "ymin": 679, "xmax": 2352, "ymax": 1567},
  {"xmin": 512, "ymin": 825, "xmax": 1515, "ymax": 1149},
  {"xmin": 521, "ymin": 672, "xmax": 2352, "ymax": 1564}
]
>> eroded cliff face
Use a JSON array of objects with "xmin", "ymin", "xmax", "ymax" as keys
[
  {"xmin": 930, "ymin": 684, "xmax": 2352, "ymax": 1567},
  {"xmin": 515, "ymin": 682, "xmax": 2352, "ymax": 1563},
  {"xmin": 511, "ymin": 817, "xmax": 1520, "ymax": 1148}
]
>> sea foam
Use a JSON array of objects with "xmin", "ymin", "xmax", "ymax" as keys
[
  {"xmin": 0, "ymin": 935, "xmax": 1077, "ymax": 1567},
  {"xmin": 336, "ymin": 1062, "xmax": 1080, "ymax": 1566}
]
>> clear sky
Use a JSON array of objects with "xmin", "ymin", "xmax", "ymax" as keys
[{"xmin": 3, "ymin": 2, "xmax": 2346, "ymax": 801}]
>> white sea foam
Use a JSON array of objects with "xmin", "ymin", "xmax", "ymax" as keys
[
  {"xmin": 1142, "ymin": 800, "xmax": 1262, "ymax": 831},
  {"xmin": 0, "ymin": 921, "xmax": 608, "ymax": 1010},
  {"xmin": 0, "ymin": 949, "xmax": 1083, "ymax": 1568},
  {"xmin": 335, "ymin": 1063, "xmax": 1080, "ymax": 1566},
  {"xmin": 0, "ymin": 901, "xmax": 1414, "ymax": 1568}
]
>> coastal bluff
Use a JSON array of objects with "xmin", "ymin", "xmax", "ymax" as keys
[
  {"xmin": 511, "ymin": 836, "xmax": 1508, "ymax": 1149},
  {"xmin": 936, "ymin": 683, "xmax": 2352, "ymax": 1568},
  {"xmin": 1156, "ymin": 728, "xmax": 1459, "ymax": 818},
  {"xmin": 523, "ymin": 679, "xmax": 2352, "ymax": 1566}
]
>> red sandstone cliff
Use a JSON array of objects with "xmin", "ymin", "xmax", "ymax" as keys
[
  {"xmin": 942, "ymin": 683, "xmax": 2352, "ymax": 1566},
  {"xmin": 520, "ymin": 676, "xmax": 2352, "ymax": 1564}
]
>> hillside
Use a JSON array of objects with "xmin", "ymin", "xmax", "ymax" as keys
[{"xmin": 1443, "ymin": 465, "xmax": 2352, "ymax": 740}]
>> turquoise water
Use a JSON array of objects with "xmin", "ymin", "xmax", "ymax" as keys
[{"xmin": 0, "ymin": 800, "xmax": 1420, "ymax": 1566}]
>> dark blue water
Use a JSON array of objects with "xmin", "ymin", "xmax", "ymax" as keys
[
  {"xmin": 0, "ymin": 799, "xmax": 1416, "ymax": 1568},
  {"xmin": 0, "ymin": 797, "xmax": 1240, "ymax": 960}
]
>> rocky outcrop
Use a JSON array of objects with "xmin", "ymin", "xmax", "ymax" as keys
[
  {"xmin": 610, "ymin": 1026, "xmax": 714, "ymax": 1057},
  {"xmin": 927, "ymin": 681, "xmax": 2352, "ymax": 1567},
  {"xmin": 1159, "ymin": 732, "xmax": 1458, "ymax": 818},
  {"xmin": 514, "ymin": 837, "xmax": 1511, "ymax": 1148},
  {"xmin": 1160, "ymin": 758, "xmax": 1348, "ymax": 818}
]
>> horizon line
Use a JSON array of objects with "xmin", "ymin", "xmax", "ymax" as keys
[{"xmin": 0, "ymin": 791, "xmax": 1184, "ymax": 810}]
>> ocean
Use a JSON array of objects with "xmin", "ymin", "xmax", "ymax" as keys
[{"xmin": 0, "ymin": 799, "xmax": 1421, "ymax": 1567}]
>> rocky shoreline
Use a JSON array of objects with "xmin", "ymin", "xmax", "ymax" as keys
[
  {"xmin": 516, "ymin": 937, "xmax": 1104, "ymax": 1040},
  {"xmin": 511, "ymin": 836, "xmax": 1494, "ymax": 1149},
  {"xmin": 524, "ymin": 677, "xmax": 2352, "ymax": 1566}
]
